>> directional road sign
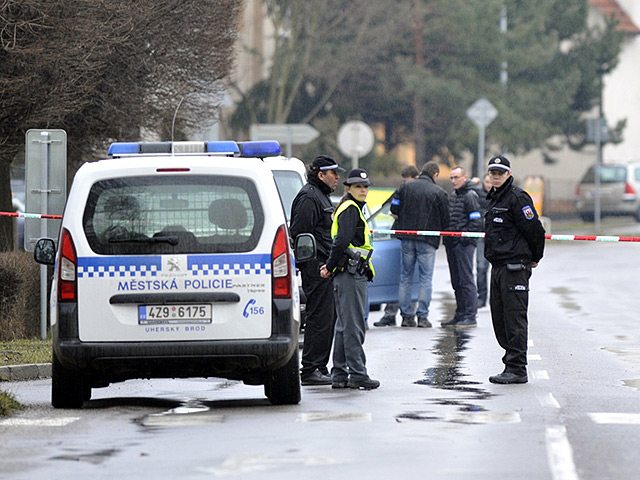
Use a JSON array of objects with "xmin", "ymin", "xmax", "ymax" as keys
[{"xmin": 250, "ymin": 123, "xmax": 320, "ymax": 145}]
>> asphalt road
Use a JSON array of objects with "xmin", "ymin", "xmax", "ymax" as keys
[{"xmin": 1, "ymin": 238, "xmax": 640, "ymax": 480}]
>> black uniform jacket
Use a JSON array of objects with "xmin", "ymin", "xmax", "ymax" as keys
[
  {"xmin": 484, "ymin": 176, "xmax": 545, "ymax": 267},
  {"xmin": 444, "ymin": 180, "xmax": 482, "ymax": 247},
  {"xmin": 390, "ymin": 174, "xmax": 450, "ymax": 249},
  {"xmin": 289, "ymin": 176, "xmax": 334, "ymax": 260}
]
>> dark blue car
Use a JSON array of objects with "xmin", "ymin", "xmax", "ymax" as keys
[{"xmin": 367, "ymin": 198, "xmax": 419, "ymax": 310}]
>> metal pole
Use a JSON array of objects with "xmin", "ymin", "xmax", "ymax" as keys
[
  {"xmin": 287, "ymin": 126, "xmax": 293, "ymax": 158},
  {"xmin": 477, "ymin": 125, "xmax": 485, "ymax": 179},
  {"xmin": 40, "ymin": 132, "xmax": 50, "ymax": 340},
  {"xmin": 594, "ymin": 120, "xmax": 602, "ymax": 232}
]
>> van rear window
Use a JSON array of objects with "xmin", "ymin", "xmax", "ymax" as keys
[{"xmin": 82, "ymin": 176, "xmax": 264, "ymax": 254}]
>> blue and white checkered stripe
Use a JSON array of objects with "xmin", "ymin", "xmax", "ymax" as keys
[
  {"xmin": 78, "ymin": 257, "xmax": 161, "ymax": 278},
  {"xmin": 189, "ymin": 254, "xmax": 271, "ymax": 276},
  {"xmin": 77, "ymin": 254, "xmax": 271, "ymax": 278}
]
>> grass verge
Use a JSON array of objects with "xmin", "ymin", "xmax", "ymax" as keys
[{"xmin": 1, "ymin": 339, "xmax": 51, "ymax": 367}]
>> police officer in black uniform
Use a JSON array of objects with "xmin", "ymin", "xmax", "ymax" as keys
[
  {"xmin": 290, "ymin": 155, "xmax": 345, "ymax": 386},
  {"xmin": 484, "ymin": 155, "xmax": 545, "ymax": 384}
]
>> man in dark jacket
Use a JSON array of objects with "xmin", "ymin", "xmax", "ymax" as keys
[
  {"xmin": 390, "ymin": 161, "xmax": 449, "ymax": 328},
  {"xmin": 290, "ymin": 155, "xmax": 345, "ymax": 386},
  {"xmin": 442, "ymin": 167, "xmax": 482, "ymax": 329},
  {"xmin": 484, "ymin": 155, "xmax": 545, "ymax": 384}
]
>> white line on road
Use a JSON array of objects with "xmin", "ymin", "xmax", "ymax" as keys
[
  {"xmin": 445, "ymin": 412, "xmax": 521, "ymax": 424},
  {"xmin": 589, "ymin": 413, "xmax": 640, "ymax": 424},
  {"xmin": 529, "ymin": 354, "xmax": 542, "ymax": 361},
  {"xmin": 297, "ymin": 412, "xmax": 372, "ymax": 422},
  {"xmin": 0, "ymin": 417, "xmax": 80, "ymax": 427},
  {"xmin": 546, "ymin": 426, "xmax": 580, "ymax": 480},
  {"xmin": 532, "ymin": 370, "xmax": 550, "ymax": 380},
  {"xmin": 538, "ymin": 393, "xmax": 561, "ymax": 409}
]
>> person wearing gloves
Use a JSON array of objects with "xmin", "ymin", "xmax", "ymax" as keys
[{"xmin": 320, "ymin": 168, "xmax": 379, "ymax": 390}]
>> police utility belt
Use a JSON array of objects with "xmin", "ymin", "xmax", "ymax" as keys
[{"xmin": 336, "ymin": 247, "xmax": 372, "ymax": 276}]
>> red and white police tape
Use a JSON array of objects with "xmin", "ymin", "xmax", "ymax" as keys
[
  {"xmin": 0, "ymin": 211, "xmax": 62, "ymax": 220},
  {"xmin": 372, "ymin": 229, "xmax": 640, "ymax": 243},
  {"xmin": 2, "ymin": 211, "xmax": 639, "ymax": 243}
]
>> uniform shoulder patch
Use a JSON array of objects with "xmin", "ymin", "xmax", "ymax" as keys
[{"xmin": 522, "ymin": 205, "xmax": 534, "ymax": 220}]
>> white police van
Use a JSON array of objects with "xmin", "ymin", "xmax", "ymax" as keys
[{"xmin": 34, "ymin": 140, "xmax": 313, "ymax": 408}]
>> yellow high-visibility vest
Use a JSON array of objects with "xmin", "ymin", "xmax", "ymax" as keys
[{"xmin": 330, "ymin": 199, "xmax": 375, "ymax": 277}]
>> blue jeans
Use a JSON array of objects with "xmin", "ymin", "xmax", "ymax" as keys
[{"xmin": 398, "ymin": 239, "xmax": 437, "ymax": 319}]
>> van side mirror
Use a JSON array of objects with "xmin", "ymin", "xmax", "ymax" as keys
[
  {"xmin": 294, "ymin": 233, "xmax": 316, "ymax": 264},
  {"xmin": 34, "ymin": 238, "xmax": 56, "ymax": 265}
]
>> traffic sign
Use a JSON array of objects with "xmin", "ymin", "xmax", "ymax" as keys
[
  {"xmin": 25, "ymin": 129, "xmax": 67, "ymax": 251},
  {"xmin": 467, "ymin": 97, "xmax": 498, "ymax": 129},
  {"xmin": 250, "ymin": 123, "xmax": 320, "ymax": 145},
  {"xmin": 337, "ymin": 121, "xmax": 375, "ymax": 169}
]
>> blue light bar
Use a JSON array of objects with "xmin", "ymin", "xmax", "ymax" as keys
[
  {"xmin": 206, "ymin": 141, "xmax": 240, "ymax": 154},
  {"xmin": 240, "ymin": 141, "xmax": 282, "ymax": 157},
  {"xmin": 108, "ymin": 142, "xmax": 140, "ymax": 156}
]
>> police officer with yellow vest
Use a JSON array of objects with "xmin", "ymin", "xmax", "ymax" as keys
[{"xmin": 320, "ymin": 168, "xmax": 379, "ymax": 390}]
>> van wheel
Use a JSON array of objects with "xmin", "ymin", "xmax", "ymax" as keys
[
  {"xmin": 579, "ymin": 213, "xmax": 594, "ymax": 222},
  {"xmin": 52, "ymin": 353, "xmax": 85, "ymax": 409},
  {"xmin": 264, "ymin": 349, "xmax": 301, "ymax": 405}
]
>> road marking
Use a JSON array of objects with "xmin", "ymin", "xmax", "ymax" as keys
[
  {"xmin": 538, "ymin": 393, "xmax": 561, "ymax": 409},
  {"xmin": 445, "ymin": 412, "xmax": 521, "ymax": 424},
  {"xmin": 529, "ymin": 339, "xmax": 535, "ymax": 347},
  {"xmin": 532, "ymin": 370, "xmax": 550, "ymax": 380},
  {"xmin": 589, "ymin": 413, "xmax": 640, "ymax": 424},
  {"xmin": 297, "ymin": 412, "xmax": 371, "ymax": 422},
  {"xmin": 0, "ymin": 417, "xmax": 80, "ymax": 427},
  {"xmin": 546, "ymin": 426, "xmax": 580, "ymax": 480},
  {"xmin": 141, "ymin": 412, "xmax": 224, "ymax": 427},
  {"xmin": 529, "ymin": 354, "xmax": 542, "ymax": 361},
  {"xmin": 198, "ymin": 454, "xmax": 348, "ymax": 476}
]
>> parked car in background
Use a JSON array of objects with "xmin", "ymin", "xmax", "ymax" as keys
[
  {"xmin": 11, "ymin": 177, "xmax": 25, "ymax": 250},
  {"xmin": 575, "ymin": 162, "xmax": 640, "ymax": 222}
]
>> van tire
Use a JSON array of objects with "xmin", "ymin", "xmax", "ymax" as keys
[
  {"xmin": 264, "ymin": 349, "xmax": 301, "ymax": 405},
  {"xmin": 52, "ymin": 352, "xmax": 85, "ymax": 409},
  {"xmin": 579, "ymin": 213, "xmax": 594, "ymax": 222}
]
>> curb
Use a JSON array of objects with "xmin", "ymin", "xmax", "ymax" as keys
[{"xmin": 0, "ymin": 363, "xmax": 51, "ymax": 382}]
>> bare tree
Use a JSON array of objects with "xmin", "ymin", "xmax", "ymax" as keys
[{"xmin": 0, "ymin": 0, "xmax": 241, "ymax": 251}]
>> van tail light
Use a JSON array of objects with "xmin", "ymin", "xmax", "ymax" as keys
[
  {"xmin": 271, "ymin": 224, "xmax": 292, "ymax": 299},
  {"xmin": 624, "ymin": 182, "xmax": 636, "ymax": 195},
  {"xmin": 58, "ymin": 228, "xmax": 77, "ymax": 302},
  {"xmin": 575, "ymin": 184, "xmax": 580, "ymax": 196}
]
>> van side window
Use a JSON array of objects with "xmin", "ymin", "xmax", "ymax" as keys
[{"xmin": 82, "ymin": 176, "xmax": 264, "ymax": 255}]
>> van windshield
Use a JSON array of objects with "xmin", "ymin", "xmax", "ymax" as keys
[
  {"xmin": 82, "ymin": 175, "xmax": 264, "ymax": 255},
  {"xmin": 581, "ymin": 166, "xmax": 627, "ymax": 184}
]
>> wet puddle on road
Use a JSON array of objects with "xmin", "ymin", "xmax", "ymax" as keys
[{"xmin": 397, "ymin": 292, "xmax": 500, "ymax": 423}]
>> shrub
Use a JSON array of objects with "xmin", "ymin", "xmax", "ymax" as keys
[{"xmin": 0, "ymin": 252, "xmax": 43, "ymax": 340}]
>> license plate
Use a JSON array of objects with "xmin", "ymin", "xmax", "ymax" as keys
[{"xmin": 138, "ymin": 304, "xmax": 212, "ymax": 325}]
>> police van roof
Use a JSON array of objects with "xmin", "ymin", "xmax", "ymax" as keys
[{"xmin": 107, "ymin": 140, "xmax": 282, "ymax": 158}]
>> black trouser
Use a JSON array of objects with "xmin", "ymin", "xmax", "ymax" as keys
[
  {"xmin": 489, "ymin": 263, "xmax": 532, "ymax": 376},
  {"xmin": 445, "ymin": 242, "xmax": 478, "ymax": 321},
  {"xmin": 299, "ymin": 258, "xmax": 336, "ymax": 378}
]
